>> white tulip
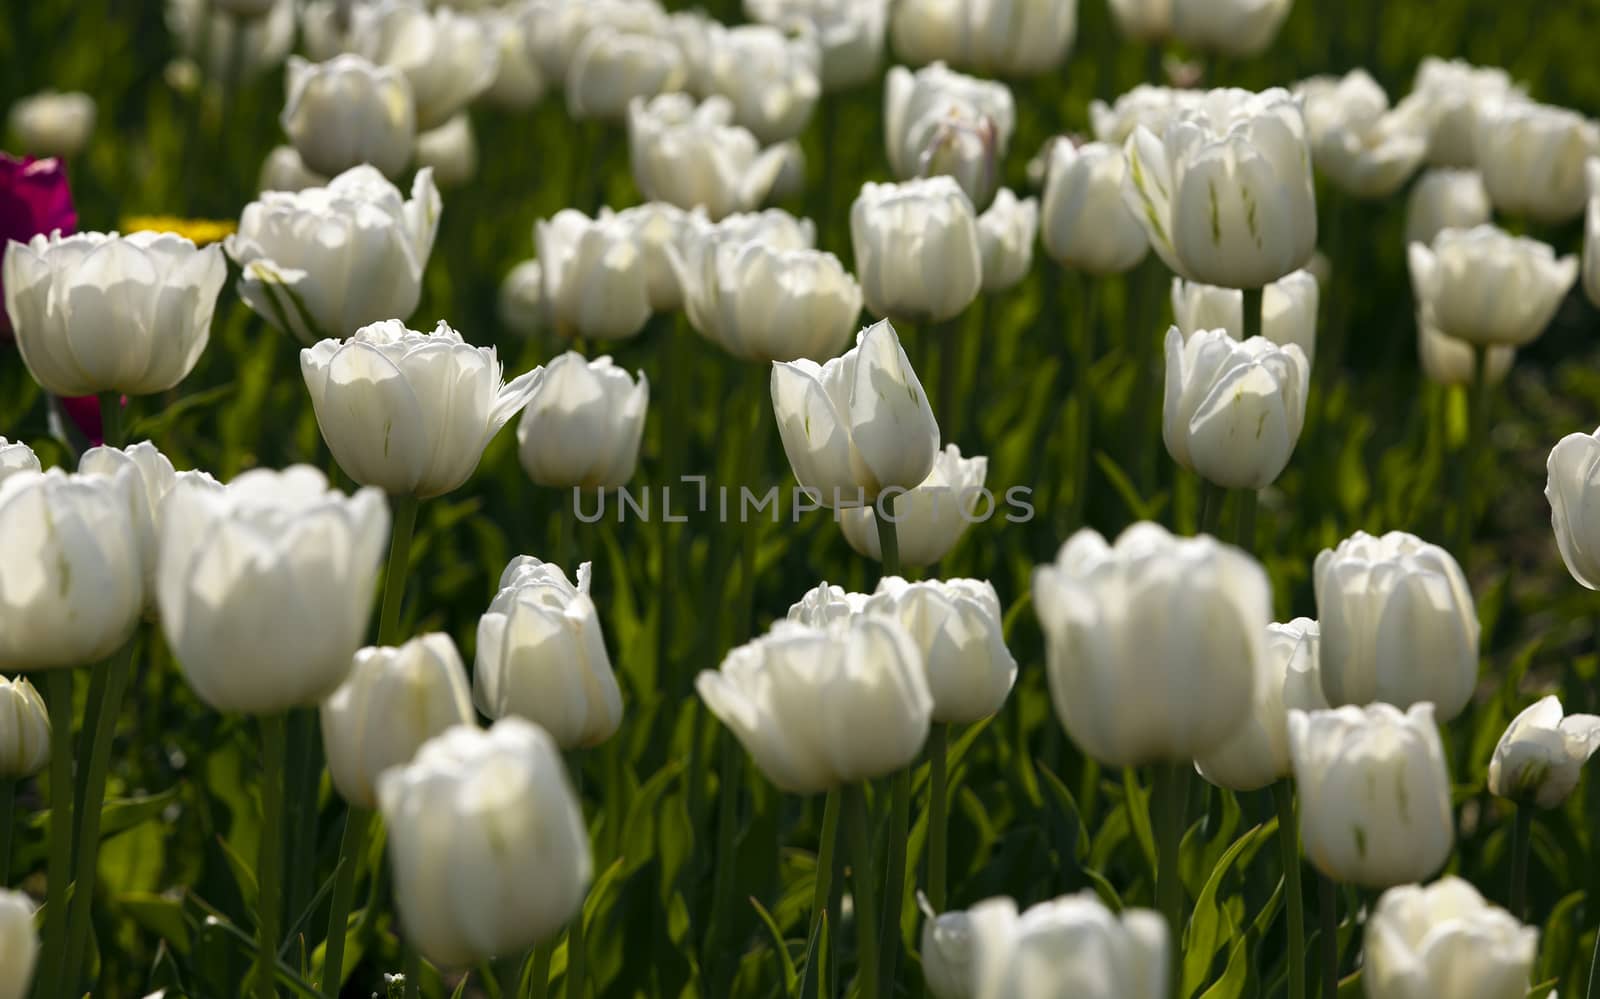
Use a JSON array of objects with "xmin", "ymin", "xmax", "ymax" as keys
[
  {"xmin": 1296, "ymin": 70, "xmax": 1427, "ymax": 198},
  {"xmin": 258, "ymin": 145, "xmax": 329, "ymax": 194},
  {"xmin": 301, "ymin": 320, "xmax": 540, "ymax": 498},
  {"xmin": 0, "ymin": 890, "xmax": 39, "ymax": 999},
  {"xmin": 608, "ymin": 202, "xmax": 691, "ymax": 311},
  {"xmin": 226, "ymin": 166, "xmax": 442, "ymax": 344},
  {"xmin": 1170, "ymin": 0, "xmax": 1291, "ymax": 57},
  {"xmin": 1315, "ymin": 530, "xmax": 1478, "ymax": 721},
  {"xmin": 1032, "ymin": 522, "xmax": 1270, "ymax": 767},
  {"xmin": 771, "ymin": 140, "xmax": 807, "ymax": 199},
  {"xmin": 280, "ymin": 55, "xmax": 416, "ymax": 179},
  {"xmin": 156, "ymin": 466, "xmax": 388, "ymax": 714},
  {"xmin": 863, "ymin": 576, "xmax": 1016, "ymax": 724},
  {"xmin": 1041, "ymin": 140, "xmax": 1149, "ymax": 275},
  {"xmin": 567, "ymin": 26, "xmax": 687, "ymax": 121},
  {"xmin": 166, "ymin": 0, "xmax": 295, "ymax": 82},
  {"xmin": 78, "ymin": 441, "xmax": 182, "ymax": 607},
  {"xmin": 1170, "ymin": 270, "xmax": 1319, "ymax": 362},
  {"xmin": 1586, "ymin": 159, "xmax": 1600, "ymax": 309},
  {"xmin": 0, "ymin": 468, "xmax": 144, "ymax": 671},
  {"xmin": 522, "ymin": 0, "xmax": 669, "ymax": 86},
  {"xmin": 1089, "ymin": 85, "xmax": 1202, "ymax": 144},
  {"xmin": 677, "ymin": 236, "xmax": 861, "ymax": 362},
  {"xmin": 885, "ymin": 63, "xmax": 1015, "ymax": 209},
  {"xmin": 702, "ymin": 24, "xmax": 821, "ymax": 143},
  {"xmin": 1404, "ymin": 169, "xmax": 1491, "ymax": 248},
  {"xmin": 377, "ymin": 718, "xmax": 591, "ymax": 968},
  {"xmin": 1395, "ymin": 57, "xmax": 1522, "ymax": 168},
  {"xmin": 321, "ymin": 633, "xmax": 476, "ymax": 809},
  {"xmin": 1107, "ymin": 0, "xmax": 1173, "ymax": 42},
  {"xmin": 1407, "ymin": 225, "xmax": 1577, "ymax": 348},
  {"xmin": 414, "ymin": 114, "xmax": 477, "ymax": 188},
  {"xmin": 1415, "ymin": 305, "xmax": 1513, "ymax": 388},
  {"xmin": 696, "ymin": 615, "xmax": 933, "ymax": 793},
  {"xmin": 1364, "ymin": 877, "xmax": 1538, "ymax": 999},
  {"xmin": 364, "ymin": 3, "xmax": 500, "ymax": 130},
  {"xmin": 690, "ymin": 207, "xmax": 816, "ymax": 252},
  {"xmin": 967, "ymin": 892, "xmax": 1169, "ymax": 999},
  {"xmin": 498, "ymin": 259, "xmax": 545, "ymax": 337},
  {"xmin": 5, "ymin": 231, "xmax": 225, "ymax": 397},
  {"xmin": 1545, "ymin": 426, "xmax": 1600, "ymax": 591},
  {"xmin": 1487, "ymin": 695, "xmax": 1600, "ymax": 809},
  {"xmin": 1474, "ymin": 98, "xmax": 1600, "ymax": 223},
  {"xmin": 0, "ymin": 675, "xmax": 50, "ymax": 778},
  {"xmin": 6, "ymin": 90, "xmax": 95, "ymax": 159},
  {"xmin": 889, "ymin": 0, "xmax": 1077, "ymax": 76},
  {"xmin": 920, "ymin": 899, "xmax": 976, "ymax": 999},
  {"xmin": 0, "ymin": 439, "xmax": 40, "ymax": 489},
  {"xmin": 536, "ymin": 208, "xmax": 652, "ymax": 341},
  {"xmin": 976, "ymin": 189, "xmax": 1037, "ymax": 292},
  {"xmin": 482, "ymin": 11, "xmax": 547, "ymax": 109},
  {"xmin": 627, "ymin": 94, "xmax": 788, "ymax": 221},
  {"xmin": 771, "ymin": 318, "xmax": 940, "ymax": 506},
  {"xmin": 786, "ymin": 580, "xmax": 869, "ymax": 627},
  {"xmin": 852, "ymin": 177, "xmax": 983, "ymax": 322},
  {"xmin": 516, "ymin": 353, "xmax": 648, "ymax": 490},
  {"xmin": 838, "ymin": 444, "xmax": 986, "ymax": 567},
  {"xmin": 744, "ymin": 0, "xmax": 888, "ymax": 91},
  {"xmin": 474, "ymin": 556, "xmax": 624, "ymax": 749},
  {"xmin": 1196, "ymin": 618, "xmax": 1325, "ymax": 791}
]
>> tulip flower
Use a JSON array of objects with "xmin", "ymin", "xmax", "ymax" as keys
[
  {"xmin": 0, "ymin": 438, "xmax": 40, "ymax": 486},
  {"xmin": 0, "ymin": 468, "xmax": 144, "ymax": 671},
  {"xmin": 786, "ymin": 580, "xmax": 868, "ymax": 627},
  {"xmin": 702, "ymin": 24, "xmax": 821, "ymax": 143},
  {"xmin": 1472, "ymin": 98, "xmax": 1600, "ymax": 223},
  {"xmin": 743, "ymin": 0, "xmax": 889, "ymax": 91},
  {"xmin": 1364, "ymin": 877, "xmax": 1538, "ymax": 999},
  {"xmin": 6, "ymin": 90, "xmax": 95, "ymax": 160},
  {"xmin": 414, "ymin": 115, "xmax": 477, "ymax": 188},
  {"xmin": 566, "ymin": 26, "xmax": 687, "ymax": 121},
  {"xmin": 889, "ymin": 0, "xmax": 1077, "ymax": 76},
  {"xmin": 863, "ymin": 577, "xmax": 1016, "ymax": 724},
  {"xmin": 1041, "ymin": 140, "xmax": 1149, "ymax": 276},
  {"xmin": 156, "ymin": 466, "xmax": 388, "ymax": 714},
  {"xmin": 608, "ymin": 202, "xmax": 690, "ymax": 311},
  {"xmin": 1170, "ymin": 270, "xmax": 1319, "ymax": 361},
  {"xmin": 852, "ymin": 177, "xmax": 983, "ymax": 323},
  {"xmin": 1089, "ymin": 85, "xmax": 1202, "ymax": 144},
  {"xmin": 1163, "ymin": 327, "xmax": 1310, "ymax": 490},
  {"xmin": 0, "ymin": 890, "xmax": 39, "ymax": 999},
  {"xmin": 966, "ymin": 892, "xmax": 1169, "ymax": 999},
  {"xmin": 1416, "ymin": 306, "xmax": 1514, "ymax": 388},
  {"xmin": 1170, "ymin": 0, "xmax": 1291, "ymax": 57},
  {"xmin": 280, "ymin": 55, "xmax": 417, "ymax": 179},
  {"xmin": 1487, "ymin": 695, "xmax": 1600, "ymax": 809},
  {"xmin": 976, "ymin": 189, "xmax": 1037, "ymax": 292},
  {"xmin": 165, "ymin": 0, "xmax": 295, "ymax": 82},
  {"xmin": 1314, "ymin": 530, "xmax": 1478, "ymax": 721},
  {"xmin": 696, "ymin": 614, "xmax": 933, "ymax": 793},
  {"xmin": 1124, "ymin": 87, "xmax": 1318, "ymax": 292},
  {"xmin": 1586, "ymin": 160, "xmax": 1600, "ymax": 309},
  {"xmin": 1196, "ymin": 618, "xmax": 1326, "ymax": 791},
  {"xmin": 677, "ymin": 234, "xmax": 861, "ymax": 362},
  {"xmin": 302, "ymin": 320, "xmax": 540, "ymax": 499},
  {"xmin": 1407, "ymin": 225, "xmax": 1577, "ymax": 348},
  {"xmin": 885, "ymin": 63, "xmax": 1015, "ymax": 208},
  {"xmin": 498, "ymin": 259, "xmax": 544, "ymax": 337},
  {"xmin": 474, "ymin": 556, "xmax": 624, "ymax": 750},
  {"xmin": 1404, "ymin": 168, "xmax": 1491, "ymax": 248},
  {"xmin": 0, "ymin": 156, "xmax": 77, "ymax": 338},
  {"xmin": 0, "ymin": 675, "xmax": 50, "ymax": 778},
  {"xmin": 771, "ymin": 318, "xmax": 941, "ymax": 506},
  {"xmin": 838, "ymin": 444, "xmax": 987, "ymax": 567},
  {"xmin": 1296, "ymin": 69, "xmax": 1427, "ymax": 198},
  {"xmin": 535, "ymin": 208, "xmax": 652, "ymax": 341},
  {"xmin": 1545, "ymin": 426, "xmax": 1600, "ymax": 590},
  {"xmin": 522, "ymin": 0, "xmax": 670, "ymax": 86},
  {"xmin": 5, "ymin": 230, "xmax": 225, "ymax": 397},
  {"xmin": 377, "ymin": 718, "xmax": 591, "ymax": 968},
  {"xmin": 627, "ymin": 94, "xmax": 789, "ymax": 221},
  {"xmin": 920, "ymin": 899, "xmax": 975, "ymax": 999},
  {"xmin": 321, "ymin": 633, "xmax": 476, "ymax": 810},
  {"xmin": 1288, "ymin": 702, "xmax": 1455, "ymax": 888},
  {"xmin": 78, "ymin": 441, "xmax": 191, "ymax": 607},
  {"xmin": 363, "ymin": 4, "xmax": 499, "ymax": 130},
  {"xmin": 1395, "ymin": 57, "xmax": 1522, "ymax": 168},
  {"xmin": 694, "ymin": 207, "xmax": 817, "ymax": 251},
  {"xmin": 1032, "ymin": 522, "xmax": 1270, "ymax": 767},
  {"xmin": 482, "ymin": 11, "xmax": 546, "ymax": 110},
  {"xmin": 1107, "ymin": 0, "xmax": 1172, "ymax": 42},
  {"xmin": 227, "ymin": 166, "xmax": 442, "ymax": 344},
  {"xmin": 516, "ymin": 353, "xmax": 648, "ymax": 490},
  {"xmin": 258, "ymin": 145, "xmax": 328, "ymax": 193}
]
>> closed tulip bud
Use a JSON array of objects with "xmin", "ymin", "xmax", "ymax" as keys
[
  {"xmin": 968, "ymin": 892, "xmax": 1169, "ymax": 999},
  {"xmin": 838, "ymin": 444, "xmax": 986, "ymax": 566},
  {"xmin": 1171, "ymin": 0, "xmax": 1291, "ymax": 57},
  {"xmin": 516, "ymin": 354, "xmax": 648, "ymax": 490},
  {"xmin": 536, "ymin": 209, "xmax": 652, "ymax": 341},
  {"xmin": 627, "ymin": 94, "xmax": 788, "ymax": 221},
  {"xmin": 321, "ymin": 633, "xmax": 475, "ymax": 809},
  {"xmin": 377, "ymin": 718, "xmax": 591, "ymax": 968},
  {"xmin": 0, "ymin": 890, "xmax": 39, "ymax": 999},
  {"xmin": 920, "ymin": 896, "xmax": 975, "ymax": 999},
  {"xmin": 1289, "ymin": 702, "xmax": 1454, "ymax": 888},
  {"xmin": 1163, "ymin": 327, "xmax": 1309, "ymax": 490},
  {"xmin": 1487, "ymin": 695, "xmax": 1600, "ymax": 809},
  {"xmin": 0, "ymin": 439, "xmax": 40, "ymax": 488},
  {"xmin": 1473, "ymin": 98, "xmax": 1599, "ymax": 223},
  {"xmin": 703, "ymin": 24, "xmax": 821, "ymax": 143},
  {"xmin": 1315, "ymin": 531, "xmax": 1477, "ymax": 720},
  {"xmin": 890, "ymin": 0, "xmax": 1076, "ymax": 76},
  {"xmin": 165, "ymin": 0, "xmax": 295, "ymax": 82},
  {"xmin": 697, "ymin": 614, "xmax": 933, "ymax": 793},
  {"xmin": 678, "ymin": 236, "xmax": 860, "ymax": 362},
  {"xmin": 79, "ymin": 441, "xmax": 180, "ymax": 606},
  {"xmin": 787, "ymin": 580, "xmax": 868, "ymax": 627},
  {"xmin": 0, "ymin": 468, "xmax": 144, "ymax": 670},
  {"xmin": 1545, "ymin": 427, "xmax": 1600, "ymax": 590},
  {"xmin": 1587, "ymin": 160, "xmax": 1600, "ymax": 309},
  {"xmin": 885, "ymin": 63, "xmax": 1016, "ymax": 209},
  {"xmin": 1089, "ymin": 85, "xmax": 1202, "ymax": 145},
  {"xmin": 1397, "ymin": 58, "xmax": 1522, "ymax": 168},
  {"xmin": 498, "ymin": 260, "xmax": 544, "ymax": 337},
  {"xmin": 258, "ymin": 145, "xmax": 329, "ymax": 194},
  {"xmin": 1196, "ymin": 618, "xmax": 1326, "ymax": 791},
  {"xmin": 482, "ymin": 12, "xmax": 546, "ymax": 110},
  {"xmin": 863, "ymin": 577, "xmax": 1016, "ymax": 724},
  {"xmin": 157, "ymin": 466, "xmax": 388, "ymax": 714},
  {"xmin": 745, "ymin": 0, "xmax": 888, "ymax": 92},
  {"xmin": 567, "ymin": 27, "xmax": 687, "ymax": 121},
  {"xmin": 367, "ymin": 5, "xmax": 499, "ymax": 130},
  {"xmin": 523, "ymin": 0, "xmax": 669, "ymax": 87},
  {"xmin": 1296, "ymin": 70, "xmax": 1427, "ymax": 198},
  {"xmin": 1170, "ymin": 271, "xmax": 1319, "ymax": 362},
  {"xmin": 0, "ymin": 675, "xmax": 50, "ymax": 778},
  {"xmin": 281, "ymin": 55, "xmax": 416, "ymax": 180},
  {"xmin": 5, "ymin": 230, "xmax": 225, "ymax": 397},
  {"xmin": 1125, "ymin": 87, "xmax": 1317, "ymax": 290},
  {"xmin": 976, "ymin": 189, "xmax": 1036, "ymax": 291},
  {"xmin": 414, "ymin": 115, "xmax": 477, "ymax": 188},
  {"xmin": 1404, "ymin": 169, "xmax": 1491, "ymax": 248},
  {"xmin": 1365, "ymin": 877, "xmax": 1537, "ymax": 999},
  {"xmin": 227, "ymin": 166, "xmax": 442, "ymax": 344},
  {"xmin": 1041, "ymin": 140, "xmax": 1149, "ymax": 275},
  {"xmin": 1408, "ymin": 225, "xmax": 1577, "ymax": 348},
  {"xmin": 7, "ymin": 91, "xmax": 95, "ymax": 159},
  {"xmin": 609, "ymin": 202, "xmax": 690, "ymax": 311},
  {"xmin": 302, "ymin": 320, "xmax": 539, "ymax": 498},
  {"xmin": 1416, "ymin": 305, "xmax": 1513, "ymax": 388},
  {"xmin": 772, "ymin": 318, "xmax": 940, "ymax": 505},
  {"xmin": 474, "ymin": 556, "xmax": 623, "ymax": 749},
  {"xmin": 1107, "ymin": 0, "xmax": 1172, "ymax": 43},
  {"xmin": 1033, "ymin": 523, "xmax": 1270, "ymax": 767},
  {"xmin": 852, "ymin": 177, "xmax": 983, "ymax": 322}
]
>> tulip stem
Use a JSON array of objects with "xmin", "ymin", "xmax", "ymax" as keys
[
  {"xmin": 1457, "ymin": 344, "xmax": 1492, "ymax": 561},
  {"xmin": 879, "ymin": 493, "xmax": 901, "ymax": 579},
  {"xmin": 257, "ymin": 713, "xmax": 288, "ymax": 999},
  {"xmin": 39, "ymin": 669, "xmax": 75, "ymax": 999},
  {"xmin": 99, "ymin": 391, "xmax": 123, "ymax": 448},
  {"xmin": 0, "ymin": 777, "xmax": 14, "ymax": 887},
  {"xmin": 403, "ymin": 941, "xmax": 422, "ymax": 998},
  {"xmin": 377, "ymin": 494, "xmax": 420, "ymax": 646},
  {"xmin": 525, "ymin": 942, "xmax": 554, "ymax": 999},
  {"xmin": 321, "ymin": 806, "xmax": 373, "ymax": 998},
  {"xmin": 1271, "ymin": 780, "xmax": 1306, "ymax": 999},
  {"xmin": 879, "ymin": 769, "xmax": 911, "ymax": 991},
  {"xmin": 1317, "ymin": 874, "xmax": 1338, "ymax": 999},
  {"xmin": 1066, "ymin": 276, "xmax": 1098, "ymax": 533},
  {"xmin": 1585, "ymin": 905, "xmax": 1600, "ymax": 999},
  {"xmin": 1153, "ymin": 760, "xmax": 1190, "ymax": 995},
  {"xmin": 1234, "ymin": 488, "xmax": 1258, "ymax": 552},
  {"xmin": 809, "ymin": 790, "xmax": 840, "ymax": 938},
  {"xmin": 1242, "ymin": 286, "xmax": 1264, "ymax": 341},
  {"xmin": 843, "ymin": 783, "xmax": 881, "ymax": 999},
  {"xmin": 1198, "ymin": 479, "xmax": 1226, "ymax": 537},
  {"xmin": 63, "ymin": 636, "xmax": 137, "ymax": 988},
  {"xmin": 1509, "ymin": 805, "xmax": 1532, "ymax": 921},
  {"xmin": 927, "ymin": 724, "xmax": 950, "ymax": 914}
]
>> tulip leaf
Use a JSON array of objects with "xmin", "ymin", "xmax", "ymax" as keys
[
  {"xmin": 1123, "ymin": 769, "xmax": 1159, "ymax": 876},
  {"xmin": 1182, "ymin": 823, "xmax": 1269, "ymax": 996},
  {"xmin": 1195, "ymin": 933, "xmax": 1249, "ymax": 999},
  {"xmin": 748, "ymin": 895, "xmax": 799, "ymax": 994}
]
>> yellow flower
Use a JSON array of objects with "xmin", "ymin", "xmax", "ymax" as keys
[{"xmin": 120, "ymin": 215, "xmax": 236, "ymax": 246}]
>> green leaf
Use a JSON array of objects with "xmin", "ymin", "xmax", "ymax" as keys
[
  {"xmin": 748, "ymin": 896, "xmax": 798, "ymax": 995},
  {"xmin": 1182, "ymin": 823, "xmax": 1269, "ymax": 996}
]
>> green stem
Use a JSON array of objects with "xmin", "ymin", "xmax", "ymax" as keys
[
  {"xmin": 567, "ymin": 751, "xmax": 588, "ymax": 999},
  {"xmin": 378, "ymin": 494, "xmax": 420, "ymax": 646},
  {"xmin": 1585, "ymin": 909, "xmax": 1600, "ymax": 999},
  {"xmin": 1234, "ymin": 489, "xmax": 1258, "ymax": 552},
  {"xmin": 1457, "ymin": 344, "xmax": 1491, "ymax": 561},
  {"xmin": 0, "ymin": 777, "xmax": 13, "ymax": 887},
  {"xmin": 403, "ymin": 941, "xmax": 422, "ymax": 999},
  {"xmin": 1067, "ymin": 277, "xmax": 1099, "ymax": 533},
  {"xmin": 879, "ymin": 769, "xmax": 911, "ymax": 992},
  {"xmin": 1318, "ymin": 874, "xmax": 1339, "ymax": 999},
  {"xmin": 707, "ymin": 731, "xmax": 741, "ymax": 983},
  {"xmin": 1154, "ymin": 761, "xmax": 1189, "ymax": 991},
  {"xmin": 525, "ymin": 942, "xmax": 553, "ymax": 999},
  {"xmin": 257, "ymin": 714, "xmax": 288, "ymax": 999},
  {"xmin": 1197, "ymin": 480, "xmax": 1227, "ymax": 537},
  {"xmin": 321, "ymin": 807, "xmax": 373, "ymax": 997},
  {"xmin": 1242, "ymin": 286, "xmax": 1264, "ymax": 341},
  {"xmin": 62, "ymin": 638, "xmax": 136, "ymax": 987},
  {"xmin": 1509, "ymin": 805, "xmax": 1532, "ymax": 922},
  {"xmin": 936, "ymin": 319, "xmax": 960, "ymax": 438},
  {"xmin": 842, "ymin": 784, "xmax": 880, "ymax": 999},
  {"xmin": 878, "ymin": 492, "xmax": 901, "ymax": 580},
  {"xmin": 99, "ymin": 392, "xmax": 124, "ymax": 448},
  {"xmin": 927, "ymin": 724, "xmax": 949, "ymax": 913},
  {"xmin": 1271, "ymin": 780, "xmax": 1306, "ymax": 999},
  {"xmin": 810, "ymin": 790, "xmax": 840, "ymax": 937},
  {"xmin": 39, "ymin": 669, "xmax": 75, "ymax": 999}
]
